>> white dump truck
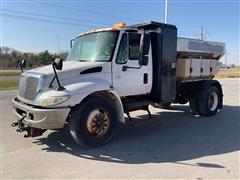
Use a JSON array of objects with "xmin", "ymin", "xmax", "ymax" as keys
[{"xmin": 12, "ymin": 21, "xmax": 225, "ymax": 147}]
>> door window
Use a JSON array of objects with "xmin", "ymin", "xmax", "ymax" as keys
[
  {"xmin": 116, "ymin": 33, "xmax": 128, "ymax": 64},
  {"xmin": 129, "ymin": 33, "xmax": 141, "ymax": 60}
]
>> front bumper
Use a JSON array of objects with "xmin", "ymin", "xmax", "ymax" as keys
[{"xmin": 12, "ymin": 97, "xmax": 71, "ymax": 129}]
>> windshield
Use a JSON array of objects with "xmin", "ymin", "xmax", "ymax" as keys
[{"xmin": 66, "ymin": 31, "xmax": 119, "ymax": 62}]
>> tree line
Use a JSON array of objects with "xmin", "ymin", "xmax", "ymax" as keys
[{"xmin": 0, "ymin": 46, "xmax": 68, "ymax": 70}]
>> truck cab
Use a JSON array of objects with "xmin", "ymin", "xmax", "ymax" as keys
[{"xmin": 12, "ymin": 21, "xmax": 224, "ymax": 147}]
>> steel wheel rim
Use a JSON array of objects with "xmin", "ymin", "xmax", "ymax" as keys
[
  {"xmin": 208, "ymin": 91, "xmax": 218, "ymax": 111},
  {"xmin": 86, "ymin": 108, "xmax": 110, "ymax": 137}
]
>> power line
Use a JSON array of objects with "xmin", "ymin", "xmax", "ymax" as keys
[
  {"xmin": 31, "ymin": 1, "xmax": 208, "ymax": 30},
  {"xmin": 35, "ymin": 1, "xmax": 144, "ymax": 21},
  {"xmin": 2, "ymin": 11, "xmax": 206, "ymax": 40},
  {"xmin": 1, "ymin": 13, "xmax": 99, "ymax": 28},
  {"xmin": 4, "ymin": 2, "xmax": 204, "ymax": 31},
  {"xmin": 1, "ymin": 9, "xmax": 110, "ymax": 26}
]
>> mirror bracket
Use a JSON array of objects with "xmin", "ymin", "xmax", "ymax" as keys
[
  {"xmin": 51, "ymin": 58, "xmax": 65, "ymax": 91},
  {"xmin": 139, "ymin": 30, "xmax": 150, "ymax": 66},
  {"xmin": 18, "ymin": 60, "xmax": 26, "ymax": 72}
]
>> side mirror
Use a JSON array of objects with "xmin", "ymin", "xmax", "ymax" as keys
[
  {"xmin": 18, "ymin": 59, "xmax": 26, "ymax": 72},
  {"xmin": 51, "ymin": 58, "xmax": 65, "ymax": 91},
  {"xmin": 53, "ymin": 58, "xmax": 63, "ymax": 70},
  {"xmin": 70, "ymin": 39, "xmax": 74, "ymax": 48},
  {"xmin": 139, "ymin": 32, "xmax": 150, "ymax": 66},
  {"xmin": 21, "ymin": 60, "xmax": 26, "ymax": 68}
]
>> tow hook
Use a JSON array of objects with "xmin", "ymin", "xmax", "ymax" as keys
[
  {"xmin": 11, "ymin": 116, "xmax": 46, "ymax": 138},
  {"xmin": 11, "ymin": 122, "xmax": 18, "ymax": 127},
  {"xmin": 11, "ymin": 115, "xmax": 26, "ymax": 129}
]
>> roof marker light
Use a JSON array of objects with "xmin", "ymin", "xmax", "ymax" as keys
[{"xmin": 112, "ymin": 22, "xmax": 126, "ymax": 30}]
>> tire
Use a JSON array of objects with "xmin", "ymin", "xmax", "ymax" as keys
[
  {"xmin": 176, "ymin": 95, "xmax": 188, "ymax": 104},
  {"xmin": 69, "ymin": 96, "xmax": 118, "ymax": 148},
  {"xmin": 152, "ymin": 102, "xmax": 171, "ymax": 109},
  {"xmin": 189, "ymin": 98, "xmax": 199, "ymax": 115},
  {"xmin": 197, "ymin": 85, "xmax": 221, "ymax": 116}
]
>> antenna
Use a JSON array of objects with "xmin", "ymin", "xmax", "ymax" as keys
[{"xmin": 164, "ymin": 0, "xmax": 168, "ymax": 24}]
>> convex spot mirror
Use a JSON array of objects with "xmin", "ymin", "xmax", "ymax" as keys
[
  {"xmin": 70, "ymin": 39, "xmax": 75, "ymax": 48},
  {"xmin": 53, "ymin": 58, "xmax": 63, "ymax": 70},
  {"xmin": 139, "ymin": 33, "xmax": 150, "ymax": 66}
]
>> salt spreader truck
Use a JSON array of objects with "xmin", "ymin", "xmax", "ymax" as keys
[{"xmin": 12, "ymin": 21, "xmax": 225, "ymax": 147}]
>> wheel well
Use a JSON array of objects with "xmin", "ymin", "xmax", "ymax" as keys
[
  {"xmin": 179, "ymin": 80, "xmax": 223, "ymax": 107},
  {"xmin": 68, "ymin": 91, "xmax": 124, "ymax": 123}
]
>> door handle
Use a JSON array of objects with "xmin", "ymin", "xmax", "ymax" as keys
[
  {"xmin": 122, "ymin": 66, "xmax": 128, "ymax": 71},
  {"xmin": 143, "ymin": 73, "xmax": 148, "ymax": 84}
]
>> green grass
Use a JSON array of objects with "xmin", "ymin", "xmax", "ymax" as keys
[
  {"xmin": 0, "ymin": 68, "xmax": 239, "ymax": 90},
  {"xmin": 215, "ymin": 69, "xmax": 240, "ymax": 79},
  {"xmin": 0, "ymin": 80, "xmax": 19, "ymax": 89},
  {"xmin": 0, "ymin": 71, "xmax": 21, "ymax": 77}
]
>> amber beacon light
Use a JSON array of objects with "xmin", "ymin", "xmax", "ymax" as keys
[{"xmin": 112, "ymin": 22, "xmax": 126, "ymax": 30}]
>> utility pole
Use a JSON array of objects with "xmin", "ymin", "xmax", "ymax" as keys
[
  {"xmin": 164, "ymin": 0, "xmax": 168, "ymax": 24},
  {"xmin": 198, "ymin": 26, "xmax": 208, "ymax": 40},
  {"xmin": 225, "ymin": 50, "xmax": 229, "ymax": 65}
]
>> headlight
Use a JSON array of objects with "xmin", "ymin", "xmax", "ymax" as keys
[{"xmin": 39, "ymin": 96, "xmax": 70, "ymax": 106}]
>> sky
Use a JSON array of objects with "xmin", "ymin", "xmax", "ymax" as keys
[{"xmin": 1, "ymin": 0, "xmax": 239, "ymax": 64}]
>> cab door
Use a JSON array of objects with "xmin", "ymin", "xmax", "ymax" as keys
[{"xmin": 112, "ymin": 32, "xmax": 151, "ymax": 97}]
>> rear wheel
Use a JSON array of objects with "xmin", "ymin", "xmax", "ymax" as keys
[
  {"xmin": 189, "ymin": 98, "xmax": 199, "ymax": 115},
  {"xmin": 197, "ymin": 86, "xmax": 221, "ymax": 116},
  {"xmin": 69, "ymin": 96, "xmax": 118, "ymax": 148},
  {"xmin": 176, "ymin": 95, "xmax": 188, "ymax": 104}
]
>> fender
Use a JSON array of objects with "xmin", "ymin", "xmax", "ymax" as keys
[
  {"xmin": 80, "ymin": 89, "xmax": 125, "ymax": 123},
  {"xmin": 40, "ymin": 78, "xmax": 112, "ymax": 107},
  {"xmin": 40, "ymin": 78, "xmax": 125, "ymax": 123},
  {"xmin": 181, "ymin": 79, "xmax": 223, "ymax": 109},
  {"xmin": 108, "ymin": 90, "xmax": 125, "ymax": 123}
]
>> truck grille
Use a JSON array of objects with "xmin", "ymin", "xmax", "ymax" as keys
[{"xmin": 18, "ymin": 72, "xmax": 47, "ymax": 102}]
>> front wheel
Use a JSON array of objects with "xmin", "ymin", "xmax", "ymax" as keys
[{"xmin": 69, "ymin": 96, "xmax": 118, "ymax": 148}]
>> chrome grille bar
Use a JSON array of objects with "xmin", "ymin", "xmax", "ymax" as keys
[
  {"xmin": 18, "ymin": 72, "xmax": 47, "ymax": 103},
  {"xmin": 24, "ymin": 76, "xmax": 39, "ymax": 100}
]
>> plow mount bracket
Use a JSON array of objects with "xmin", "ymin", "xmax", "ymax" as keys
[{"xmin": 11, "ymin": 116, "xmax": 46, "ymax": 138}]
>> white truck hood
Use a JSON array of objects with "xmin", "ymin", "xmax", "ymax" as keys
[
  {"xmin": 17, "ymin": 60, "xmax": 112, "ymax": 106},
  {"xmin": 29, "ymin": 61, "xmax": 109, "ymax": 81}
]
